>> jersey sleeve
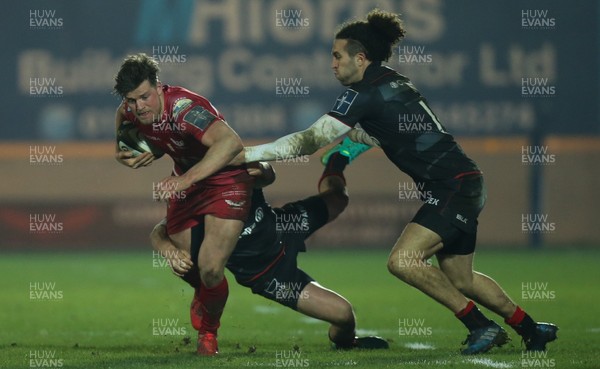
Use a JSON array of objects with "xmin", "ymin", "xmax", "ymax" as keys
[
  {"xmin": 178, "ymin": 101, "xmax": 223, "ymax": 142},
  {"xmin": 327, "ymin": 88, "xmax": 372, "ymax": 127}
]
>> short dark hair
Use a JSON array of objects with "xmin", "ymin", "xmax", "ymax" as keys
[
  {"xmin": 335, "ymin": 9, "xmax": 406, "ymax": 62},
  {"xmin": 113, "ymin": 53, "xmax": 160, "ymax": 97}
]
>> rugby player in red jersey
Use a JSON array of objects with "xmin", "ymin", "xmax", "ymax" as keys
[
  {"xmin": 150, "ymin": 161, "xmax": 389, "ymax": 351},
  {"xmin": 231, "ymin": 9, "xmax": 558, "ymax": 354},
  {"xmin": 113, "ymin": 53, "xmax": 253, "ymax": 355}
]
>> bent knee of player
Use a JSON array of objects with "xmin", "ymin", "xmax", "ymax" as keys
[
  {"xmin": 387, "ymin": 256, "xmax": 409, "ymax": 281},
  {"xmin": 325, "ymin": 191, "xmax": 349, "ymax": 221},
  {"xmin": 387, "ymin": 250, "xmax": 422, "ymax": 281},
  {"xmin": 387, "ymin": 254, "xmax": 397, "ymax": 275},
  {"xmin": 327, "ymin": 299, "xmax": 355, "ymax": 328},
  {"xmin": 198, "ymin": 262, "xmax": 226, "ymax": 286},
  {"xmin": 338, "ymin": 302, "xmax": 356, "ymax": 327}
]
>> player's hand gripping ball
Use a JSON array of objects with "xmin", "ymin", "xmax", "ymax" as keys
[{"xmin": 117, "ymin": 121, "xmax": 164, "ymax": 158}]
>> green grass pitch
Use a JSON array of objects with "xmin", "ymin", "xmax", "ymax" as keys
[{"xmin": 1, "ymin": 248, "xmax": 599, "ymax": 368}]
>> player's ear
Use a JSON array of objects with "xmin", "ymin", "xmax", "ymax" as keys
[
  {"xmin": 155, "ymin": 80, "xmax": 163, "ymax": 94},
  {"xmin": 355, "ymin": 52, "xmax": 366, "ymax": 66}
]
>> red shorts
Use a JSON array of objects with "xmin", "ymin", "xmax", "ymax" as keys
[{"xmin": 166, "ymin": 172, "xmax": 254, "ymax": 235}]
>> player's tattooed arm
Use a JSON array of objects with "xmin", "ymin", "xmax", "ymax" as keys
[
  {"xmin": 348, "ymin": 128, "xmax": 380, "ymax": 147},
  {"xmin": 243, "ymin": 115, "xmax": 351, "ymax": 163}
]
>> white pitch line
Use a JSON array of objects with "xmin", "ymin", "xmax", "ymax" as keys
[
  {"xmin": 252, "ymin": 305, "xmax": 282, "ymax": 314},
  {"xmin": 355, "ymin": 328, "xmax": 379, "ymax": 336},
  {"xmin": 464, "ymin": 358, "xmax": 514, "ymax": 368},
  {"xmin": 299, "ymin": 316, "xmax": 322, "ymax": 324},
  {"xmin": 404, "ymin": 342, "xmax": 435, "ymax": 350},
  {"xmin": 402, "ymin": 359, "xmax": 452, "ymax": 366}
]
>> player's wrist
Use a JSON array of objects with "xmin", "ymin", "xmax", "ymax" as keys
[
  {"xmin": 244, "ymin": 145, "xmax": 265, "ymax": 162},
  {"xmin": 178, "ymin": 174, "xmax": 195, "ymax": 188},
  {"xmin": 158, "ymin": 243, "xmax": 178, "ymax": 257}
]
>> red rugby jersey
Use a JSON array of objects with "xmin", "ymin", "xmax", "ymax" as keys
[{"xmin": 123, "ymin": 85, "xmax": 246, "ymax": 185}]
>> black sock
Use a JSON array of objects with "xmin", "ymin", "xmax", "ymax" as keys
[
  {"xmin": 319, "ymin": 152, "xmax": 348, "ymax": 189},
  {"xmin": 505, "ymin": 307, "xmax": 537, "ymax": 340},
  {"xmin": 329, "ymin": 332, "xmax": 356, "ymax": 349},
  {"xmin": 456, "ymin": 301, "xmax": 492, "ymax": 331},
  {"xmin": 514, "ymin": 314, "xmax": 537, "ymax": 340},
  {"xmin": 325, "ymin": 152, "xmax": 349, "ymax": 174}
]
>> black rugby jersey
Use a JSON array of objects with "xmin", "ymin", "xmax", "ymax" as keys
[{"xmin": 327, "ymin": 64, "xmax": 480, "ymax": 182}]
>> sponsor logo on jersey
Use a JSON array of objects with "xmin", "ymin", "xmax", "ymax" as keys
[
  {"xmin": 183, "ymin": 106, "xmax": 217, "ymax": 130},
  {"xmin": 240, "ymin": 222, "xmax": 256, "ymax": 237},
  {"xmin": 146, "ymin": 135, "xmax": 161, "ymax": 141},
  {"xmin": 170, "ymin": 138, "xmax": 185, "ymax": 147},
  {"xmin": 225, "ymin": 199, "xmax": 246, "ymax": 208},
  {"xmin": 424, "ymin": 197, "xmax": 440, "ymax": 206},
  {"xmin": 331, "ymin": 89, "xmax": 358, "ymax": 115},
  {"xmin": 255, "ymin": 207, "xmax": 264, "ymax": 222},
  {"xmin": 240, "ymin": 207, "xmax": 263, "ymax": 237},
  {"xmin": 264, "ymin": 278, "xmax": 309, "ymax": 300},
  {"xmin": 172, "ymin": 98, "xmax": 193, "ymax": 119}
]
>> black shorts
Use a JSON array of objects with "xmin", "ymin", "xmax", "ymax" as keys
[
  {"xmin": 183, "ymin": 195, "xmax": 325, "ymax": 310},
  {"xmin": 236, "ymin": 194, "xmax": 329, "ymax": 310},
  {"xmin": 245, "ymin": 242, "xmax": 315, "ymax": 310},
  {"xmin": 411, "ymin": 174, "xmax": 486, "ymax": 255}
]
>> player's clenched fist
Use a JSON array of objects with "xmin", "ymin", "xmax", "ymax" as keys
[{"xmin": 115, "ymin": 150, "xmax": 155, "ymax": 169}]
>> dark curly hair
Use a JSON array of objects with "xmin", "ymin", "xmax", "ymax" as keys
[
  {"xmin": 335, "ymin": 9, "xmax": 406, "ymax": 62},
  {"xmin": 113, "ymin": 53, "xmax": 160, "ymax": 97}
]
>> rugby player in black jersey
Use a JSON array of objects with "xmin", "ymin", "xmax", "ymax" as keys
[
  {"xmin": 232, "ymin": 9, "xmax": 557, "ymax": 355},
  {"xmin": 150, "ymin": 160, "xmax": 389, "ymax": 351}
]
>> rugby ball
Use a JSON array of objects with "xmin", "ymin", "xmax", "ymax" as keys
[{"xmin": 117, "ymin": 121, "xmax": 164, "ymax": 158}]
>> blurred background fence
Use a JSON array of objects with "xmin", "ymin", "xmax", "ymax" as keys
[{"xmin": 1, "ymin": 0, "xmax": 599, "ymax": 250}]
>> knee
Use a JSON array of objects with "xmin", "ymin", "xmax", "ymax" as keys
[
  {"xmin": 198, "ymin": 262, "xmax": 224, "ymax": 286},
  {"xmin": 387, "ymin": 255, "xmax": 401, "ymax": 277},
  {"xmin": 387, "ymin": 252, "xmax": 411, "ymax": 279},
  {"xmin": 333, "ymin": 301, "xmax": 355, "ymax": 328},
  {"xmin": 327, "ymin": 191, "xmax": 349, "ymax": 221}
]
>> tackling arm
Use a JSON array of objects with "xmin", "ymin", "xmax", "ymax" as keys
[
  {"xmin": 149, "ymin": 218, "xmax": 193, "ymax": 277},
  {"xmin": 347, "ymin": 127, "xmax": 381, "ymax": 147},
  {"xmin": 244, "ymin": 114, "xmax": 351, "ymax": 163},
  {"xmin": 149, "ymin": 218, "xmax": 171, "ymax": 254}
]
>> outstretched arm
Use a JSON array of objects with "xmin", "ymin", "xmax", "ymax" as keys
[
  {"xmin": 242, "ymin": 114, "xmax": 351, "ymax": 163},
  {"xmin": 347, "ymin": 127, "xmax": 381, "ymax": 147}
]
